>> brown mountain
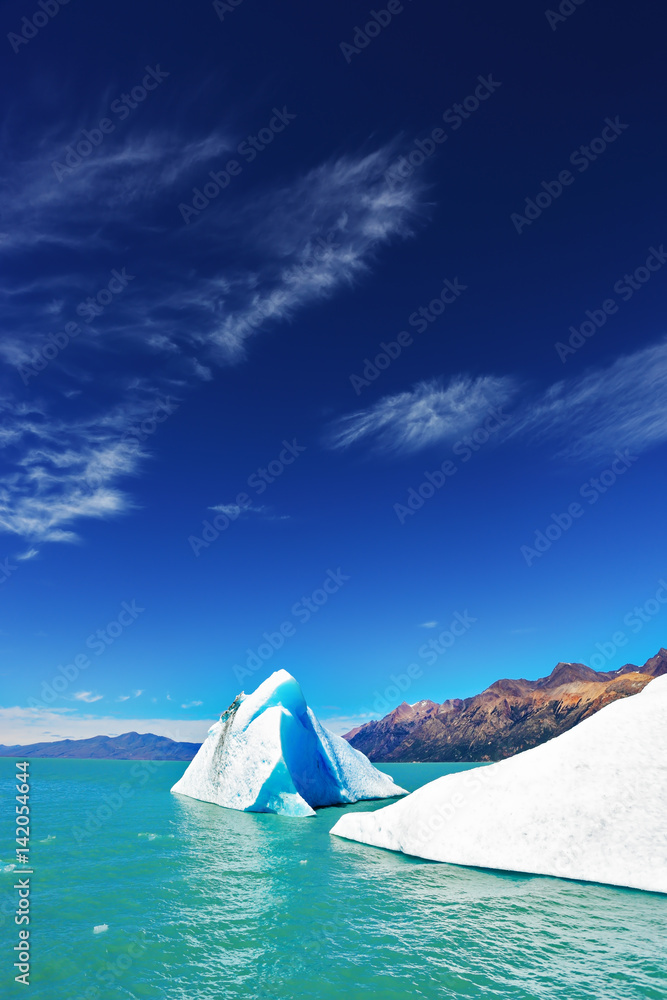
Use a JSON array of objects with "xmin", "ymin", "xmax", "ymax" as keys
[{"xmin": 344, "ymin": 648, "xmax": 667, "ymax": 763}]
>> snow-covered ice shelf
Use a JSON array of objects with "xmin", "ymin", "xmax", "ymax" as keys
[
  {"xmin": 171, "ymin": 670, "xmax": 406, "ymax": 817},
  {"xmin": 331, "ymin": 674, "xmax": 667, "ymax": 893}
]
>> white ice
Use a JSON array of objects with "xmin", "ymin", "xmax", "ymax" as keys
[
  {"xmin": 171, "ymin": 670, "xmax": 406, "ymax": 817},
  {"xmin": 331, "ymin": 674, "xmax": 667, "ymax": 893}
]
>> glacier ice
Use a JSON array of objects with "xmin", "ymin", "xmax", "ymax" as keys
[
  {"xmin": 171, "ymin": 670, "xmax": 406, "ymax": 817},
  {"xmin": 331, "ymin": 673, "xmax": 667, "ymax": 893}
]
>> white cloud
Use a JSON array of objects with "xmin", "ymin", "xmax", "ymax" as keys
[
  {"xmin": 207, "ymin": 147, "xmax": 422, "ymax": 362},
  {"xmin": 208, "ymin": 503, "xmax": 289, "ymax": 523},
  {"xmin": 181, "ymin": 700, "xmax": 203, "ymax": 709},
  {"xmin": 0, "ymin": 705, "xmax": 213, "ymax": 745},
  {"xmin": 419, "ymin": 621, "xmax": 438, "ymax": 628},
  {"xmin": 209, "ymin": 503, "xmax": 265, "ymax": 517},
  {"xmin": 0, "ymin": 137, "xmax": 424, "ymax": 547},
  {"xmin": 0, "ymin": 131, "xmax": 232, "ymax": 255},
  {"xmin": 328, "ymin": 375, "xmax": 517, "ymax": 456},
  {"xmin": 514, "ymin": 338, "xmax": 667, "ymax": 460},
  {"xmin": 16, "ymin": 548, "xmax": 39, "ymax": 561},
  {"xmin": 0, "ymin": 391, "xmax": 175, "ymax": 545},
  {"xmin": 319, "ymin": 713, "xmax": 375, "ymax": 737},
  {"xmin": 117, "ymin": 695, "xmax": 130, "ymax": 702},
  {"xmin": 133, "ymin": 689, "xmax": 143, "ymax": 698},
  {"xmin": 327, "ymin": 338, "xmax": 667, "ymax": 466},
  {"xmin": 73, "ymin": 691, "xmax": 103, "ymax": 703}
]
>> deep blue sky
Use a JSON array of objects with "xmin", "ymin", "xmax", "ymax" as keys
[{"xmin": 1, "ymin": 0, "xmax": 666, "ymax": 743}]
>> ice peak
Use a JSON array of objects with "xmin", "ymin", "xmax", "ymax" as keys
[{"xmin": 172, "ymin": 670, "xmax": 406, "ymax": 818}]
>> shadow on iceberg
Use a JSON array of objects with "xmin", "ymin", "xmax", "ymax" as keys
[{"xmin": 171, "ymin": 669, "xmax": 406, "ymax": 817}]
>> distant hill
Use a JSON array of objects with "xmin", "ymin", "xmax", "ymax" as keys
[
  {"xmin": 344, "ymin": 648, "xmax": 667, "ymax": 763},
  {"xmin": 0, "ymin": 731, "xmax": 201, "ymax": 760}
]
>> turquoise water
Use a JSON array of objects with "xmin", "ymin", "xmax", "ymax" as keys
[{"xmin": 1, "ymin": 759, "xmax": 665, "ymax": 1000}]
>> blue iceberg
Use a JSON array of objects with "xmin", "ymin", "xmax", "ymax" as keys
[{"xmin": 171, "ymin": 669, "xmax": 406, "ymax": 817}]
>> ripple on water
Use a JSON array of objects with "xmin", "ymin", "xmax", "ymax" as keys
[{"xmin": 1, "ymin": 759, "xmax": 664, "ymax": 1000}]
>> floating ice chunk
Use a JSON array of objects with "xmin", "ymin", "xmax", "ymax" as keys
[
  {"xmin": 93, "ymin": 925, "xmax": 108, "ymax": 934},
  {"xmin": 331, "ymin": 674, "xmax": 667, "ymax": 893},
  {"xmin": 171, "ymin": 670, "xmax": 406, "ymax": 817}
]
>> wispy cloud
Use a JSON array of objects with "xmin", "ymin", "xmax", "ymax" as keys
[
  {"xmin": 209, "ymin": 503, "xmax": 265, "ymax": 517},
  {"xmin": 205, "ymin": 147, "xmax": 423, "ymax": 362},
  {"xmin": 0, "ymin": 130, "xmax": 231, "ymax": 254},
  {"xmin": 181, "ymin": 700, "xmax": 203, "ymax": 709},
  {"xmin": 514, "ymin": 338, "xmax": 667, "ymax": 460},
  {"xmin": 328, "ymin": 375, "xmax": 517, "ymax": 456},
  {"xmin": 0, "ymin": 393, "xmax": 166, "ymax": 545},
  {"xmin": 0, "ymin": 705, "xmax": 213, "ymax": 745},
  {"xmin": 73, "ymin": 691, "xmax": 103, "ymax": 703},
  {"xmin": 208, "ymin": 503, "xmax": 289, "ymax": 522},
  {"xmin": 328, "ymin": 339, "xmax": 667, "ymax": 464},
  {"xmin": 320, "ymin": 712, "xmax": 375, "ymax": 736},
  {"xmin": 0, "ymin": 128, "xmax": 424, "ymax": 548},
  {"xmin": 419, "ymin": 621, "xmax": 438, "ymax": 628}
]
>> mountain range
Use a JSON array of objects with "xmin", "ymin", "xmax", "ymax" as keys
[
  {"xmin": 343, "ymin": 649, "xmax": 667, "ymax": 762},
  {"xmin": 3, "ymin": 649, "xmax": 666, "ymax": 762},
  {"xmin": 0, "ymin": 731, "xmax": 200, "ymax": 760}
]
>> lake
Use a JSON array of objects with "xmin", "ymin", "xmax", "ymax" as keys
[{"xmin": 1, "ymin": 759, "xmax": 665, "ymax": 999}]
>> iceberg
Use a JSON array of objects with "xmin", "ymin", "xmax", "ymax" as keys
[
  {"xmin": 171, "ymin": 670, "xmax": 406, "ymax": 817},
  {"xmin": 331, "ymin": 674, "xmax": 667, "ymax": 893}
]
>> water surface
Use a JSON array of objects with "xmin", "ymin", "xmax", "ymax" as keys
[{"xmin": 1, "ymin": 759, "xmax": 665, "ymax": 999}]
